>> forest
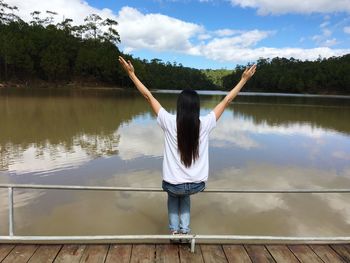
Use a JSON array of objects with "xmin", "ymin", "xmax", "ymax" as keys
[
  {"xmin": 0, "ymin": 0, "xmax": 349, "ymax": 94},
  {"xmin": 0, "ymin": 0, "xmax": 216, "ymax": 90},
  {"xmin": 223, "ymin": 55, "xmax": 350, "ymax": 95}
]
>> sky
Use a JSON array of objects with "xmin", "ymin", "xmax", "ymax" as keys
[{"xmin": 6, "ymin": 0, "xmax": 350, "ymax": 69}]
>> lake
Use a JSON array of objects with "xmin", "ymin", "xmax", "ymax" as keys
[{"xmin": 0, "ymin": 88, "xmax": 350, "ymax": 237}]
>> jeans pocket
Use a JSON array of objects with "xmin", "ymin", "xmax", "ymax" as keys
[
  {"xmin": 162, "ymin": 181, "xmax": 185, "ymax": 196},
  {"xmin": 188, "ymin": 182, "xmax": 206, "ymax": 195}
]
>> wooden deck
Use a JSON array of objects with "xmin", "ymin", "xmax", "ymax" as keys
[{"xmin": 0, "ymin": 243, "xmax": 350, "ymax": 262}]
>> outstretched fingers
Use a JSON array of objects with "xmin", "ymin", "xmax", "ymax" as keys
[
  {"xmin": 248, "ymin": 64, "xmax": 256, "ymax": 75},
  {"xmin": 118, "ymin": 56, "xmax": 135, "ymax": 75},
  {"xmin": 118, "ymin": 56, "xmax": 127, "ymax": 68}
]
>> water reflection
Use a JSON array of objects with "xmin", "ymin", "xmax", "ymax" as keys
[
  {"xmin": 118, "ymin": 115, "xmax": 164, "ymax": 160},
  {"xmin": 0, "ymin": 91, "xmax": 145, "ymax": 173},
  {"xmin": 0, "ymin": 88, "xmax": 349, "ymax": 236}
]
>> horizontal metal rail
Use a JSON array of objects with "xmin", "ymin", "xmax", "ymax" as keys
[
  {"xmin": 1, "ymin": 183, "xmax": 350, "ymax": 193},
  {"xmin": 1, "ymin": 183, "xmax": 350, "ymax": 253},
  {"xmin": 1, "ymin": 235, "xmax": 350, "ymax": 242},
  {"xmin": 1, "ymin": 235, "xmax": 350, "ymax": 253}
]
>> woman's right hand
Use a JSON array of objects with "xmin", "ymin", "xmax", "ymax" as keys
[
  {"xmin": 118, "ymin": 56, "xmax": 135, "ymax": 76},
  {"xmin": 241, "ymin": 64, "xmax": 257, "ymax": 81}
]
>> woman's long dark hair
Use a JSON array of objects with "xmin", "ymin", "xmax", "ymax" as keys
[{"xmin": 176, "ymin": 89, "xmax": 200, "ymax": 167}]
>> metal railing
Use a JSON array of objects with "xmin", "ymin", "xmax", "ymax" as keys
[{"xmin": 1, "ymin": 183, "xmax": 350, "ymax": 252}]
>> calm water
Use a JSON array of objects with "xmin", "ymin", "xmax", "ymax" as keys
[{"xmin": 0, "ymin": 88, "xmax": 350, "ymax": 236}]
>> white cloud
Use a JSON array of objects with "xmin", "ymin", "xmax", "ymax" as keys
[
  {"xmin": 198, "ymin": 33, "xmax": 212, "ymax": 40},
  {"xmin": 206, "ymin": 30, "xmax": 270, "ymax": 48},
  {"xmin": 214, "ymin": 29, "xmax": 243, "ymax": 37},
  {"xmin": 320, "ymin": 21, "xmax": 330, "ymax": 28},
  {"xmin": 311, "ymin": 19, "xmax": 339, "ymax": 47},
  {"xmin": 323, "ymin": 38, "xmax": 339, "ymax": 47},
  {"xmin": 199, "ymin": 46, "xmax": 349, "ymax": 62},
  {"xmin": 7, "ymin": 0, "xmax": 114, "ymax": 25},
  {"xmin": 116, "ymin": 6, "xmax": 203, "ymax": 53},
  {"xmin": 116, "ymin": 8, "xmax": 350, "ymax": 62},
  {"xmin": 229, "ymin": 0, "xmax": 350, "ymax": 15},
  {"xmin": 344, "ymin": 26, "xmax": 350, "ymax": 34},
  {"xmin": 6, "ymin": 0, "xmax": 350, "ymax": 64}
]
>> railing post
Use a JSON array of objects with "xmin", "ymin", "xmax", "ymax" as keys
[
  {"xmin": 191, "ymin": 236, "xmax": 196, "ymax": 253},
  {"xmin": 8, "ymin": 187, "xmax": 14, "ymax": 236}
]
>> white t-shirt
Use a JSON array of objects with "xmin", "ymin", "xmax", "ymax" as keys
[{"xmin": 157, "ymin": 107, "xmax": 216, "ymax": 184}]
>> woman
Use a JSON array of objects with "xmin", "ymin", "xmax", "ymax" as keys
[{"xmin": 118, "ymin": 56, "xmax": 256, "ymax": 235}]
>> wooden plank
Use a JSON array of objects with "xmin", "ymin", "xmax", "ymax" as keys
[
  {"xmin": 310, "ymin": 245, "xmax": 345, "ymax": 263},
  {"xmin": 156, "ymin": 244, "xmax": 180, "ymax": 263},
  {"xmin": 79, "ymin": 244, "xmax": 109, "ymax": 263},
  {"xmin": 28, "ymin": 245, "xmax": 62, "ymax": 263},
  {"xmin": 2, "ymin": 244, "xmax": 38, "ymax": 263},
  {"xmin": 105, "ymin": 244, "xmax": 132, "ymax": 263},
  {"xmin": 54, "ymin": 244, "xmax": 86, "ymax": 263},
  {"xmin": 244, "ymin": 245, "xmax": 275, "ymax": 263},
  {"xmin": 330, "ymin": 244, "xmax": 350, "ymax": 262},
  {"xmin": 288, "ymin": 245, "xmax": 323, "ymax": 263},
  {"xmin": 130, "ymin": 244, "xmax": 155, "ymax": 263},
  {"xmin": 201, "ymin": 245, "xmax": 227, "ymax": 263},
  {"xmin": 223, "ymin": 245, "xmax": 252, "ymax": 263},
  {"xmin": 0, "ymin": 244, "xmax": 15, "ymax": 261},
  {"xmin": 179, "ymin": 244, "xmax": 204, "ymax": 263},
  {"xmin": 266, "ymin": 245, "xmax": 299, "ymax": 263}
]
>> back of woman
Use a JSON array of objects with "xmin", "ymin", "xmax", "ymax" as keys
[
  {"xmin": 157, "ymin": 96, "xmax": 216, "ymax": 185},
  {"xmin": 118, "ymin": 56, "xmax": 256, "ymax": 236},
  {"xmin": 157, "ymin": 90, "xmax": 216, "ymax": 235}
]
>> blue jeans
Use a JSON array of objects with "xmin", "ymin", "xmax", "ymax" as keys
[{"xmin": 162, "ymin": 180, "xmax": 205, "ymax": 233}]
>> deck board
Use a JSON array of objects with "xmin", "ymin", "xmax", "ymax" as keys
[
  {"xmin": 288, "ymin": 245, "xmax": 323, "ymax": 263},
  {"xmin": 0, "ymin": 243, "xmax": 349, "ymax": 262},
  {"xmin": 79, "ymin": 244, "xmax": 109, "ymax": 263},
  {"xmin": 105, "ymin": 244, "xmax": 132, "ymax": 263},
  {"xmin": 244, "ymin": 245, "xmax": 276, "ymax": 263},
  {"xmin": 130, "ymin": 244, "xmax": 155, "ymax": 263},
  {"xmin": 223, "ymin": 245, "xmax": 252, "ymax": 263},
  {"xmin": 28, "ymin": 245, "xmax": 62, "ymax": 263},
  {"xmin": 53, "ymin": 244, "xmax": 86, "ymax": 263},
  {"xmin": 201, "ymin": 244, "xmax": 227, "ymax": 263},
  {"xmin": 0, "ymin": 244, "xmax": 15, "ymax": 261},
  {"xmin": 156, "ymin": 244, "xmax": 180, "ymax": 263},
  {"xmin": 2, "ymin": 244, "xmax": 38, "ymax": 263},
  {"xmin": 266, "ymin": 245, "xmax": 299, "ymax": 263},
  {"xmin": 330, "ymin": 244, "xmax": 350, "ymax": 262},
  {"xmin": 309, "ymin": 245, "xmax": 345, "ymax": 263},
  {"xmin": 179, "ymin": 244, "xmax": 204, "ymax": 263}
]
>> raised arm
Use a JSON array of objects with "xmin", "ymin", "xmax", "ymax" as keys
[
  {"xmin": 213, "ymin": 64, "xmax": 256, "ymax": 121},
  {"xmin": 118, "ymin": 56, "xmax": 162, "ymax": 115}
]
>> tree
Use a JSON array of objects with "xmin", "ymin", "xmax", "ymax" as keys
[
  {"xmin": 101, "ymin": 18, "xmax": 120, "ymax": 44},
  {"xmin": 83, "ymin": 14, "xmax": 103, "ymax": 40}
]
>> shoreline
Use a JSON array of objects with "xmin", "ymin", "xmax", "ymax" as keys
[
  {"xmin": 1, "ymin": 82, "xmax": 350, "ymax": 98},
  {"xmin": 0, "ymin": 81, "xmax": 126, "ymax": 90}
]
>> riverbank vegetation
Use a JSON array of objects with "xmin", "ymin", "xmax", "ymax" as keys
[
  {"xmin": 0, "ymin": 0, "xmax": 216, "ymax": 90},
  {"xmin": 0, "ymin": 0, "xmax": 349, "ymax": 94},
  {"xmin": 223, "ymin": 56, "xmax": 350, "ymax": 95}
]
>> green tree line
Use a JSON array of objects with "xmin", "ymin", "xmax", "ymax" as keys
[
  {"xmin": 223, "ymin": 56, "xmax": 350, "ymax": 95},
  {"xmin": 0, "ymin": 0, "xmax": 216, "ymax": 90},
  {"xmin": 1, "ymin": 0, "xmax": 349, "ymax": 94}
]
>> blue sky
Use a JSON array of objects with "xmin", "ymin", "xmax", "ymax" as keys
[{"xmin": 8, "ymin": 0, "xmax": 350, "ymax": 69}]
